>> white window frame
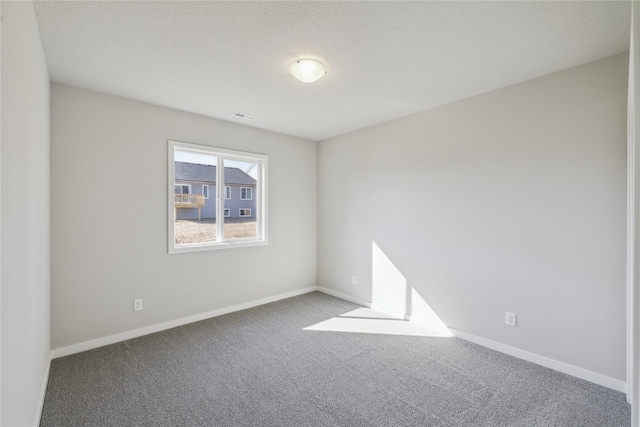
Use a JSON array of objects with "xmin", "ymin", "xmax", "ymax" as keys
[
  {"xmin": 168, "ymin": 140, "xmax": 268, "ymax": 253},
  {"xmin": 202, "ymin": 184, "xmax": 209, "ymax": 199},
  {"xmin": 241, "ymin": 187, "xmax": 253, "ymax": 200},
  {"xmin": 239, "ymin": 208, "xmax": 251, "ymax": 217},
  {"xmin": 224, "ymin": 208, "xmax": 230, "ymax": 217},
  {"xmin": 225, "ymin": 186, "xmax": 231, "ymax": 200}
]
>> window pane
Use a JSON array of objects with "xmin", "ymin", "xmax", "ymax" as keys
[
  {"xmin": 174, "ymin": 150, "xmax": 217, "ymax": 245},
  {"xmin": 223, "ymin": 158, "xmax": 257, "ymax": 240}
]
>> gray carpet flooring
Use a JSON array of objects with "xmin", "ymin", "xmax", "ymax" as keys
[{"xmin": 41, "ymin": 292, "xmax": 630, "ymax": 426}]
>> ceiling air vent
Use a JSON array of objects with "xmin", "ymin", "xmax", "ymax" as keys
[{"xmin": 232, "ymin": 111, "xmax": 258, "ymax": 121}]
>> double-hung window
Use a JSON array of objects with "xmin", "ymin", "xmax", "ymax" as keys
[
  {"xmin": 169, "ymin": 140, "xmax": 267, "ymax": 253},
  {"xmin": 241, "ymin": 187, "xmax": 252, "ymax": 200}
]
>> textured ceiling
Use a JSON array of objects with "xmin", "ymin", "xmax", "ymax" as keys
[{"xmin": 33, "ymin": 1, "xmax": 630, "ymax": 142}]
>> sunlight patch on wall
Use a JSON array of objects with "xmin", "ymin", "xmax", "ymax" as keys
[
  {"xmin": 410, "ymin": 288, "xmax": 452, "ymax": 337},
  {"xmin": 370, "ymin": 240, "xmax": 452, "ymax": 337},
  {"xmin": 371, "ymin": 241, "xmax": 407, "ymax": 318}
]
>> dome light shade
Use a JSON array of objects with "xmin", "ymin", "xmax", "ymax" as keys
[{"xmin": 289, "ymin": 59, "xmax": 327, "ymax": 83}]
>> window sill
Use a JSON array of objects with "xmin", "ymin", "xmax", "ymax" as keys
[{"xmin": 169, "ymin": 239, "xmax": 268, "ymax": 254}]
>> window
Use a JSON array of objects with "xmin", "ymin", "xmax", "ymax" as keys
[
  {"xmin": 169, "ymin": 140, "xmax": 267, "ymax": 253},
  {"xmin": 241, "ymin": 187, "xmax": 252, "ymax": 200},
  {"xmin": 174, "ymin": 184, "xmax": 190, "ymax": 194}
]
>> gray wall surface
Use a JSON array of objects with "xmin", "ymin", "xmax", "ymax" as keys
[
  {"xmin": 1, "ymin": 2, "xmax": 52, "ymax": 425},
  {"xmin": 317, "ymin": 54, "xmax": 628, "ymax": 381},
  {"xmin": 51, "ymin": 84, "xmax": 317, "ymax": 349}
]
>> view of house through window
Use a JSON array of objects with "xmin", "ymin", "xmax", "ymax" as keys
[
  {"xmin": 169, "ymin": 141, "xmax": 267, "ymax": 253},
  {"xmin": 222, "ymin": 158, "xmax": 258, "ymax": 240}
]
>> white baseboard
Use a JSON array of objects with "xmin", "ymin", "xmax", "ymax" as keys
[
  {"xmin": 316, "ymin": 286, "xmax": 371, "ymax": 307},
  {"xmin": 35, "ymin": 356, "xmax": 51, "ymax": 426},
  {"xmin": 450, "ymin": 328, "xmax": 626, "ymax": 393},
  {"xmin": 51, "ymin": 286, "xmax": 317, "ymax": 359}
]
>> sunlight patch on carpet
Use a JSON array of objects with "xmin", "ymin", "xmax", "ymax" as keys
[{"xmin": 304, "ymin": 308, "xmax": 452, "ymax": 337}]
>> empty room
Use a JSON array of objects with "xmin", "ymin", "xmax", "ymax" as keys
[{"xmin": 3, "ymin": 0, "xmax": 640, "ymax": 426}]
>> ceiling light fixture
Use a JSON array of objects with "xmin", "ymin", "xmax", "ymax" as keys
[{"xmin": 289, "ymin": 59, "xmax": 327, "ymax": 83}]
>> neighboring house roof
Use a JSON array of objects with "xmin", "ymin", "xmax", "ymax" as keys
[{"xmin": 174, "ymin": 162, "xmax": 256, "ymax": 185}]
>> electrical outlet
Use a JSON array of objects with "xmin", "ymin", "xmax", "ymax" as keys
[
  {"xmin": 506, "ymin": 311, "xmax": 517, "ymax": 327},
  {"xmin": 352, "ymin": 276, "xmax": 357, "ymax": 285},
  {"xmin": 133, "ymin": 299, "xmax": 143, "ymax": 312}
]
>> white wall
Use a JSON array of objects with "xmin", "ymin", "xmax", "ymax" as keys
[
  {"xmin": 50, "ymin": 84, "xmax": 317, "ymax": 350},
  {"xmin": 1, "ymin": 2, "xmax": 51, "ymax": 425},
  {"xmin": 318, "ymin": 54, "xmax": 628, "ymax": 382}
]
